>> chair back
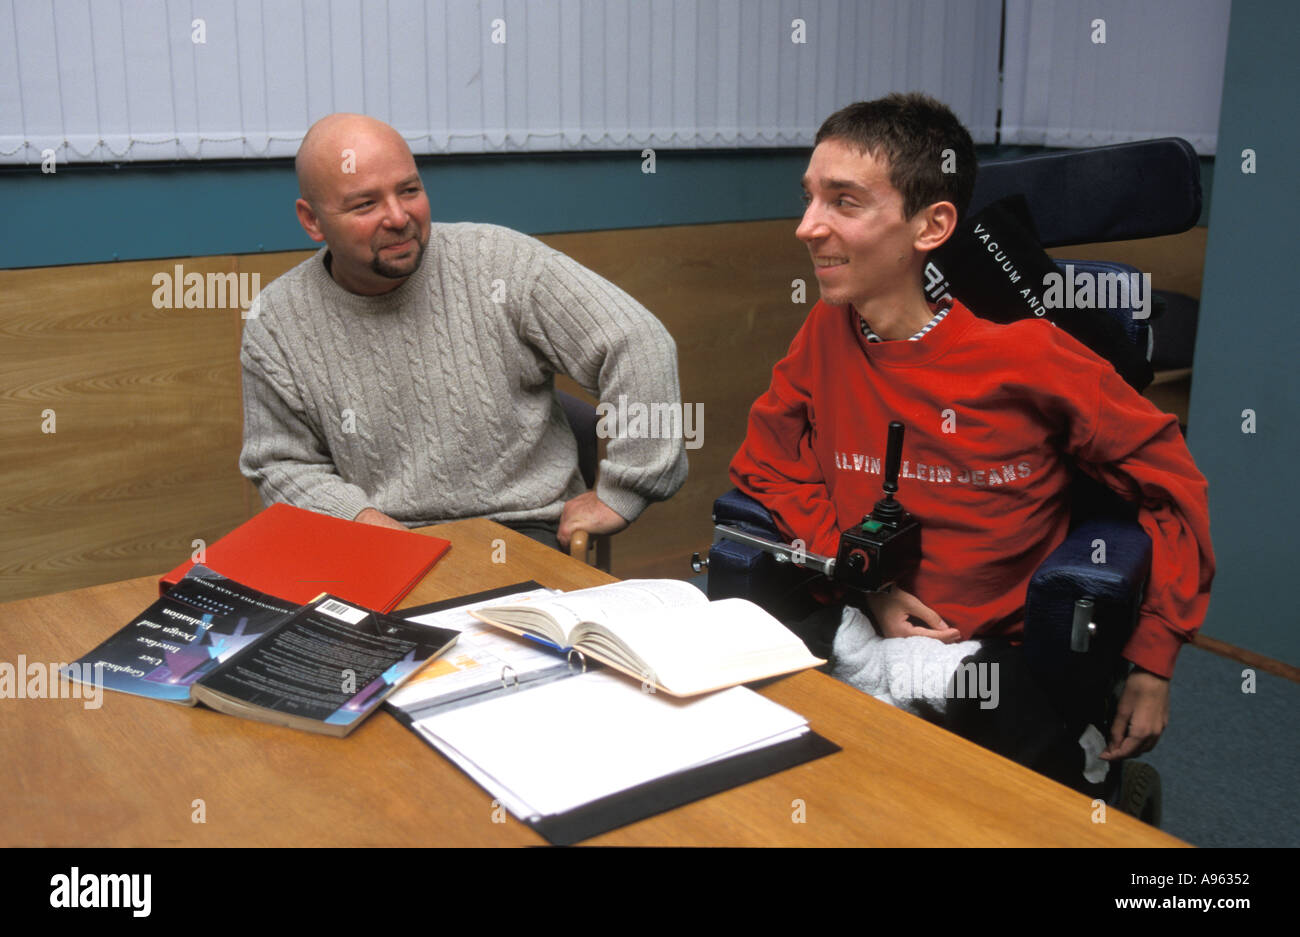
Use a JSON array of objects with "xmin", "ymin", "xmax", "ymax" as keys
[{"xmin": 556, "ymin": 390, "xmax": 599, "ymax": 489}]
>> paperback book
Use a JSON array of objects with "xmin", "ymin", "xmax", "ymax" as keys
[{"xmin": 65, "ymin": 566, "xmax": 458, "ymax": 736}]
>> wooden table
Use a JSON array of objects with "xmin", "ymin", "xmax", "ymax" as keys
[{"xmin": 0, "ymin": 518, "xmax": 1183, "ymax": 846}]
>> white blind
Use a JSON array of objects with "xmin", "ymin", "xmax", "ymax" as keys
[
  {"xmin": 1000, "ymin": 0, "xmax": 1230, "ymax": 155},
  {"xmin": 0, "ymin": 0, "xmax": 1002, "ymax": 165}
]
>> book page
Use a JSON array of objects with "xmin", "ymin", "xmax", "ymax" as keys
[
  {"xmin": 574, "ymin": 598, "xmax": 823, "ymax": 695},
  {"xmin": 415, "ymin": 671, "xmax": 808, "ymax": 818},
  {"xmin": 489, "ymin": 579, "xmax": 708, "ymax": 643}
]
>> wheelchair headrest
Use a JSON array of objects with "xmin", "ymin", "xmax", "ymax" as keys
[{"xmin": 968, "ymin": 138, "xmax": 1202, "ymax": 248}]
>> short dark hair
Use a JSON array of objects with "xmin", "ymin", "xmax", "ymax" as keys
[{"xmin": 814, "ymin": 93, "xmax": 977, "ymax": 221}]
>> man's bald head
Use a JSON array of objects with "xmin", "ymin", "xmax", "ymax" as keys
[
  {"xmin": 295, "ymin": 113, "xmax": 415, "ymax": 208},
  {"xmin": 292, "ymin": 113, "xmax": 431, "ymax": 296}
]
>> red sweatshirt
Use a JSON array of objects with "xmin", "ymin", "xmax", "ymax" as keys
[{"xmin": 729, "ymin": 300, "xmax": 1214, "ymax": 678}]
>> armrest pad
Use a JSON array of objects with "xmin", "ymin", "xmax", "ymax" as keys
[
  {"xmin": 707, "ymin": 489, "xmax": 819, "ymax": 620},
  {"xmin": 712, "ymin": 488, "xmax": 783, "ymax": 538},
  {"xmin": 1028, "ymin": 518, "xmax": 1152, "ymax": 605},
  {"xmin": 1024, "ymin": 519, "xmax": 1152, "ymax": 708}
]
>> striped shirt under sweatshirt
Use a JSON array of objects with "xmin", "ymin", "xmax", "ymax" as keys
[
  {"xmin": 858, "ymin": 302, "xmax": 951, "ymax": 342},
  {"xmin": 239, "ymin": 223, "xmax": 688, "ymax": 528}
]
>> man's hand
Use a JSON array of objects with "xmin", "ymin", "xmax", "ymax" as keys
[
  {"xmin": 557, "ymin": 491, "xmax": 629, "ymax": 551},
  {"xmin": 353, "ymin": 507, "xmax": 408, "ymax": 530},
  {"xmin": 1101, "ymin": 668, "xmax": 1170, "ymax": 761},
  {"xmin": 862, "ymin": 586, "xmax": 963, "ymax": 643}
]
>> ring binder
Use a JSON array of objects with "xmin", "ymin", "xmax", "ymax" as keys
[
  {"xmin": 566, "ymin": 649, "xmax": 587, "ymax": 673},
  {"xmin": 500, "ymin": 665, "xmax": 519, "ymax": 689}
]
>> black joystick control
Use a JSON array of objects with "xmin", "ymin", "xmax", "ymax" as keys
[{"xmin": 833, "ymin": 421, "xmax": 922, "ymax": 592}]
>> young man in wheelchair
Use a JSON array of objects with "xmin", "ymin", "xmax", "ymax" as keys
[{"xmin": 729, "ymin": 93, "xmax": 1214, "ymax": 797}]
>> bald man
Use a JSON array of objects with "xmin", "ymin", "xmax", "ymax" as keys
[{"xmin": 239, "ymin": 114, "xmax": 688, "ymax": 549}]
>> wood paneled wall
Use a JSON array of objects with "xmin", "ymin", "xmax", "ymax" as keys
[
  {"xmin": 0, "ymin": 221, "xmax": 1203, "ymax": 602},
  {"xmin": 0, "ymin": 221, "xmax": 810, "ymax": 601},
  {"xmin": 1, "ymin": 257, "xmax": 246, "ymax": 602}
]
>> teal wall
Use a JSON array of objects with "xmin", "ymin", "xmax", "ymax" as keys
[
  {"xmin": 0, "ymin": 150, "xmax": 812, "ymax": 269},
  {"xmin": 1188, "ymin": 0, "xmax": 1300, "ymax": 664},
  {"xmin": 0, "ymin": 145, "xmax": 1212, "ymax": 270}
]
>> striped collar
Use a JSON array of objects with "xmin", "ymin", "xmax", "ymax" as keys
[{"xmin": 858, "ymin": 302, "xmax": 951, "ymax": 343}]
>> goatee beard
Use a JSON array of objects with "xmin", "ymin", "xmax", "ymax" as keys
[{"xmin": 371, "ymin": 237, "xmax": 425, "ymax": 279}]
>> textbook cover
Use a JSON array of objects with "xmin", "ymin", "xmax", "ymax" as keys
[{"xmin": 67, "ymin": 566, "xmax": 301, "ymax": 703}]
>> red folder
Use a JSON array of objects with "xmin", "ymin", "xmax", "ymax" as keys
[{"xmin": 160, "ymin": 503, "xmax": 451, "ymax": 611}]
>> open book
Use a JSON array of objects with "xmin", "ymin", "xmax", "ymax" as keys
[
  {"xmin": 65, "ymin": 566, "xmax": 458, "ymax": 737},
  {"xmin": 469, "ymin": 579, "xmax": 824, "ymax": 697}
]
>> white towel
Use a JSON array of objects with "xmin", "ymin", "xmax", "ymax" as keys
[{"xmin": 830, "ymin": 604, "xmax": 986, "ymax": 719}]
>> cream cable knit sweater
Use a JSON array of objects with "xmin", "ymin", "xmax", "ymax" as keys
[{"xmin": 239, "ymin": 223, "xmax": 687, "ymax": 527}]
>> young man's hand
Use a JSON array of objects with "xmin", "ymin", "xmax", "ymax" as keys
[
  {"xmin": 863, "ymin": 586, "xmax": 963, "ymax": 643},
  {"xmin": 557, "ymin": 490, "xmax": 628, "ymax": 550},
  {"xmin": 1101, "ymin": 668, "xmax": 1170, "ymax": 760}
]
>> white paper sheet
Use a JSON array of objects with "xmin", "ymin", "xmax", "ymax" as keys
[{"xmin": 415, "ymin": 671, "xmax": 808, "ymax": 819}]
